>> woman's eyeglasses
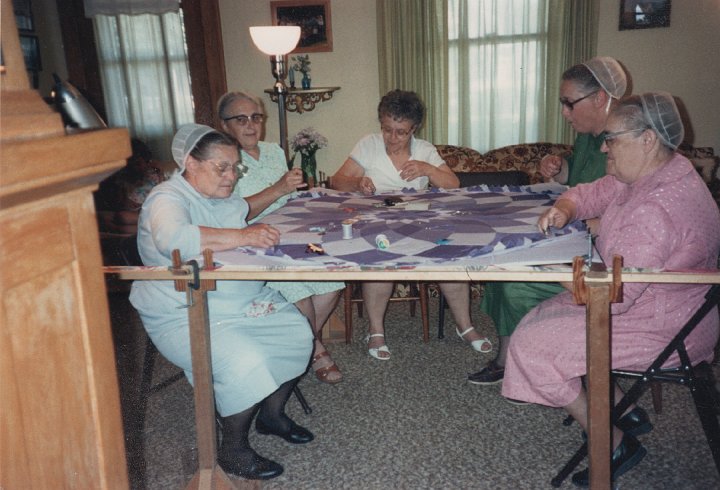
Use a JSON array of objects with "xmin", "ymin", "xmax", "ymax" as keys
[
  {"xmin": 381, "ymin": 126, "xmax": 414, "ymax": 138},
  {"xmin": 602, "ymin": 128, "xmax": 647, "ymax": 144},
  {"xmin": 223, "ymin": 113, "xmax": 265, "ymax": 126},
  {"xmin": 207, "ymin": 160, "xmax": 246, "ymax": 177},
  {"xmin": 559, "ymin": 91, "xmax": 598, "ymax": 111}
]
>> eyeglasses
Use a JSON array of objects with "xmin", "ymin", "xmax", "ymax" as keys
[
  {"xmin": 602, "ymin": 128, "xmax": 647, "ymax": 144},
  {"xmin": 207, "ymin": 160, "xmax": 246, "ymax": 177},
  {"xmin": 559, "ymin": 91, "xmax": 598, "ymax": 111},
  {"xmin": 381, "ymin": 126, "xmax": 414, "ymax": 138},
  {"xmin": 223, "ymin": 113, "xmax": 265, "ymax": 126}
]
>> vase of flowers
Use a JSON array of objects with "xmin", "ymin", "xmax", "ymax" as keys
[
  {"xmin": 290, "ymin": 127, "xmax": 328, "ymax": 188},
  {"xmin": 291, "ymin": 54, "xmax": 312, "ymax": 89}
]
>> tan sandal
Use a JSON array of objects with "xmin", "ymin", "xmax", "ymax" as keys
[{"xmin": 311, "ymin": 351, "xmax": 343, "ymax": 384}]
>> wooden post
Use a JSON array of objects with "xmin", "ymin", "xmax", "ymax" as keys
[{"xmin": 585, "ymin": 283, "xmax": 612, "ymax": 489}]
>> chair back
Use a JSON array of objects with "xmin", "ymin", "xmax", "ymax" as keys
[
  {"xmin": 119, "ymin": 234, "xmax": 143, "ymax": 266},
  {"xmin": 457, "ymin": 170, "xmax": 529, "ymax": 188}
]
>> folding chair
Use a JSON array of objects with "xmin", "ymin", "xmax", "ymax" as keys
[{"xmin": 551, "ymin": 284, "xmax": 720, "ymax": 487}]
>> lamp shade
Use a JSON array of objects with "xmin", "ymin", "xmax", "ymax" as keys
[{"xmin": 249, "ymin": 26, "xmax": 301, "ymax": 56}]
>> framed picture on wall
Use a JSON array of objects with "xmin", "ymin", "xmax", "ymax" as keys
[
  {"xmin": 271, "ymin": 0, "xmax": 333, "ymax": 53},
  {"xmin": 619, "ymin": 0, "xmax": 671, "ymax": 30}
]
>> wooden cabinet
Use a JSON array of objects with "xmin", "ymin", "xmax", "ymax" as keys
[{"xmin": 1, "ymin": 2, "xmax": 131, "ymax": 487}]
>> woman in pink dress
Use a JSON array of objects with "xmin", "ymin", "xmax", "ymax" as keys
[{"xmin": 501, "ymin": 92, "xmax": 720, "ymax": 486}]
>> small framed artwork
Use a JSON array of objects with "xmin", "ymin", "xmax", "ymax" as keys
[
  {"xmin": 13, "ymin": 0, "xmax": 34, "ymax": 32},
  {"xmin": 271, "ymin": 0, "xmax": 333, "ymax": 53},
  {"xmin": 19, "ymin": 34, "xmax": 41, "ymax": 72},
  {"xmin": 619, "ymin": 0, "xmax": 671, "ymax": 30}
]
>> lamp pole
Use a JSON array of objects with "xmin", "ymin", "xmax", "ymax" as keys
[{"xmin": 271, "ymin": 55, "xmax": 291, "ymax": 164}]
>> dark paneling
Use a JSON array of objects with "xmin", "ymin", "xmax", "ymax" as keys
[
  {"xmin": 56, "ymin": 0, "xmax": 105, "ymax": 120},
  {"xmin": 181, "ymin": 0, "xmax": 227, "ymax": 126}
]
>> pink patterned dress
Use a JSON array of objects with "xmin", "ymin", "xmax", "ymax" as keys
[{"xmin": 502, "ymin": 154, "xmax": 720, "ymax": 407}]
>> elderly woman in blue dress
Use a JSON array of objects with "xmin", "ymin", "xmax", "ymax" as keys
[
  {"xmin": 217, "ymin": 91, "xmax": 345, "ymax": 384},
  {"xmin": 129, "ymin": 124, "xmax": 314, "ymax": 480}
]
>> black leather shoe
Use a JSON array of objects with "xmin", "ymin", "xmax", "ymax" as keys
[
  {"xmin": 256, "ymin": 418, "xmax": 314, "ymax": 444},
  {"xmin": 218, "ymin": 451, "xmax": 284, "ymax": 480},
  {"xmin": 582, "ymin": 406, "xmax": 653, "ymax": 440},
  {"xmin": 616, "ymin": 406, "xmax": 653, "ymax": 436},
  {"xmin": 468, "ymin": 360, "xmax": 505, "ymax": 385},
  {"xmin": 571, "ymin": 433, "xmax": 646, "ymax": 487}
]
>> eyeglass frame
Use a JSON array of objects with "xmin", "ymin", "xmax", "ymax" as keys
[
  {"xmin": 559, "ymin": 91, "xmax": 598, "ymax": 111},
  {"xmin": 206, "ymin": 159, "xmax": 246, "ymax": 177},
  {"xmin": 602, "ymin": 128, "xmax": 649, "ymax": 145},
  {"xmin": 380, "ymin": 125, "xmax": 415, "ymax": 138},
  {"xmin": 222, "ymin": 113, "xmax": 265, "ymax": 126}
]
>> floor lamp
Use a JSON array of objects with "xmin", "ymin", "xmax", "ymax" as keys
[{"xmin": 249, "ymin": 26, "xmax": 301, "ymax": 163}]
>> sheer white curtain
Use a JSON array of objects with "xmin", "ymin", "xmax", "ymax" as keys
[
  {"xmin": 91, "ymin": 9, "xmax": 193, "ymax": 161},
  {"xmin": 84, "ymin": 0, "xmax": 178, "ymax": 17},
  {"xmin": 448, "ymin": 0, "xmax": 549, "ymax": 152}
]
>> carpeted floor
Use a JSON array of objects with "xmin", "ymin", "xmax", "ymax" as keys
[{"xmin": 109, "ymin": 293, "xmax": 720, "ymax": 490}]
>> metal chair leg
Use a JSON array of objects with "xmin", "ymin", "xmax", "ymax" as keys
[{"xmin": 294, "ymin": 386, "xmax": 312, "ymax": 415}]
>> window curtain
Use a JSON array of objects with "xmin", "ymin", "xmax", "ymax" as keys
[
  {"xmin": 544, "ymin": 0, "xmax": 599, "ymax": 144},
  {"xmin": 376, "ymin": 0, "xmax": 448, "ymax": 143},
  {"xmin": 83, "ymin": 0, "xmax": 178, "ymax": 17},
  {"xmin": 92, "ymin": 11, "xmax": 193, "ymax": 161},
  {"xmin": 448, "ymin": 0, "xmax": 549, "ymax": 153}
]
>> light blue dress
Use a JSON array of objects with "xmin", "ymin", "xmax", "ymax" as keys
[
  {"xmin": 129, "ymin": 173, "xmax": 313, "ymax": 416},
  {"xmin": 235, "ymin": 141, "xmax": 344, "ymax": 303}
]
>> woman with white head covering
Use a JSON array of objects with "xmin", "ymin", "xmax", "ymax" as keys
[
  {"xmin": 471, "ymin": 56, "xmax": 630, "ymax": 387},
  {"xmin": 502, "ymin": 93, "xmax": 720, "ymax": 486},
  {"xmin": 129, "ymin": 124, "xmax": 315, "ymax": 480}
]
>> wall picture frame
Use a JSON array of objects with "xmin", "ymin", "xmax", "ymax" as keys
[
  {"xmin": 271, "ymin": 0, "xmax": 333, "ymax": 53},
  {"xmin": 619, "ymin": 0, "xmax": 671, "ymax": 30}
]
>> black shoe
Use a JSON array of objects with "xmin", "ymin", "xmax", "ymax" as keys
[
  {"xmin": 617, "ymin": 406, "xmax": 653, "ymax": 436},
  {"xmin": 218, "ymin": 450, "xmax": 284, "ymax": 480},
  {"xmin": 582, "ymin": 406, "xmax": 653, "ymax": 440},
  {"xmin": 571, "ymin": 433, "xmax": 646, "ymax": 487},
  {"xmin": 256, "ymin": 418, "xmax": 314, "ymax": 444},
  {"xmin": 468, "ymin": 360, "xmax": 505, "ymax": 385}
]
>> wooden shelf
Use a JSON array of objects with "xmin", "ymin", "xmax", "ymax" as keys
[{"xmin": 264, "ymin": 87, "xmax": 340, "ymax": 114}]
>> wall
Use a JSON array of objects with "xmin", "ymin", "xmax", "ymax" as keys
[
  {"xmin": 219, "ymin": 0, "xmax": 380, "ymax": 177},
  {"xmin": 30, "ymin": 0, "xmax": 720, "ymax": 165},
  {"xmin": 596, "ymin": 0, "xmax": 720, "ymax": 151}
]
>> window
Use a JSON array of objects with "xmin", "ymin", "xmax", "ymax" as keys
[
  {"xmin": 448, "ymin": 0, "xmax": 548, "ymax": 152},
  {"xmin": 93, "ymin": 11, "xmax": 194, "ymax": 160}
]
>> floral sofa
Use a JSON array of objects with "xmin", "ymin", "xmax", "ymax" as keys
[{"xmin": 436, "ymin": 142, "xmax": 720, "ymax": 207}]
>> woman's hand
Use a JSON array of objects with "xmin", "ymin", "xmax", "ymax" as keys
[
  {"xmin": 277, "ymin": 168, "xmax": 306, "ymax": 194},
  {"xmin": 539, "ymin": 155, "xmax": 563, "ymax": 180},
  {"xmin": 537, "ymin": 199, "xmax": 575, "ymax": 234},
  {"xmin": 239, "ymin": 223, "xmax": 281, "ymax": 248},
  {"xmin": 398, "ymin": 159, "xmax": 432, "ymax": 181},
  {"xmin": 358, "ymin": 176, "xmax": 376, "ymax": 195}
]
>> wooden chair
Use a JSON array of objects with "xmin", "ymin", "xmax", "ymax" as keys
[
  {"xmin": 343, "ymin": 281, "xmax": 430, "ymax": 343},
  {"xmin": 551, "ymin": 284, "xmax": 720, "ymax": 487}
]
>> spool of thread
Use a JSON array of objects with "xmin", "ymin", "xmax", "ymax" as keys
[
  {"xmin": 375, "ymin": 234, "xmax": 390, "ymax": 249},
  {"xmin": 341, "ymin": 221, "xmax": 353, "ymax": 239}
]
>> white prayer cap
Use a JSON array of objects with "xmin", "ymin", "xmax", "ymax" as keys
[
  {"xmin": 171, "ymin": 123, "xmax": 215, "ymax": 171},
  {"xmin": 640, "ymin": 92, "xmax": 684, "ymax": 150},
  {"xmin": 583, "ymin": 57, "xmax": 627, "ymax": 99}
]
